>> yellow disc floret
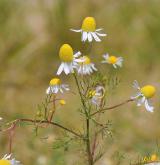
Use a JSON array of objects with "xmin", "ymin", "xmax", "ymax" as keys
[
  {"xmin": 82, "ymin": 17, "xmax": 96, "ymax": 32},
  {"xmin": 59, "ymin": 44, "xmax": 74, "ymax": 62},
  {"xmin": 151, "ymin": 154, "xmax": 158, "ymax": 161},
  {"xmin": 59, "ymin": 99, "xmax": 66, "ymax": 105},
  {"xmin": 0, "ymin": 160, "xmax": 11, "ymax": 165},
  {"xmin": 88, "ymin": 90, "xmax": 96, "ymax": 98},
  {"xmin": 79, "ymin": 56, "xmax": 91, "ymax": 65},
  {"xmin": 140, "ymin": 85, "xmax": 156, "ymax": 98},
  {"xmin": 50, "ymin": 78, "xmax": 61, "ymax": 86},
  {"xmin": 83, "ymin": 56, "xmax": 91, "ymax": 64},
  {"xmin": 108, "ymin": 56, "xmax": 117, "ymax": 64}
]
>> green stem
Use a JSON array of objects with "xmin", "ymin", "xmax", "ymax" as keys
[{"xmin": 73, "ymin": 73, "xmax": 93, "ymax": 165}]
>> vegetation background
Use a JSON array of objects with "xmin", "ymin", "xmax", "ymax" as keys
[{"xmin": 0, "ymin": 0, "xmax": 160, "ymax": 164}]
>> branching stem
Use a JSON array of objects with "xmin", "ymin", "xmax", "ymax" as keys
[
  {"xmin": 91, "ymin": 99, "xmax": 134, "ymax": 116},
  {"xmin": 1, "ymin": 118, "xmax": 82, "ymax": 139}
]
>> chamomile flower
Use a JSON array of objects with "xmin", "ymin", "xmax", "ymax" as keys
[
  {"xmin": 0, "ymin": 154, "xmax": 21, "ymax": 165},
  {"xmin": 71, "ymin": 17, "xmax": 106, "ymax": 42},
  {"xmin": 131, "ymin": 80, "xmax": 156, "ymax": 112},
  {"xmin": 46, "ymin": 78, "xmax": 69, "ymax": 94},
  {"xmin": 76, "ymin": 56, "xmax": 97, "ymax": 75},
  {"xmin": 102, "ymin": 53, "xmax": 123, "ymax": 68},
  {"xmin": 57, "ymin": 44, "xmax": 82, "ymax": 75},
  {"xmin": 88, "ymin": 86, "xmax": 105, "ymax": 106}
]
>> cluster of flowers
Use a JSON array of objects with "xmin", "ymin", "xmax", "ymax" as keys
[
  {"xmin": 46, "ymin": 16, "xmax": 156, "ymax": 112},
  {"xmin": 0, "ymin": 16, "xmax": 157, "ymax": 165}
]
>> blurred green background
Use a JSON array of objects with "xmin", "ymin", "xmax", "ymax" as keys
[{"xmin": 0, "ymin": 0, "xmax": 160, "ymax": 164}]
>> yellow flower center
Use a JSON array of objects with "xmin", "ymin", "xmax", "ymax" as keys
[
  {"xmin": 81, "ymin": 17, "xmax": 96, "ymax": 32},
  {"xmin": 88, "ymin": 90, "xmax": 96, "ymax": 98},
  {"xmin": 151, "ymin": 154, "xmax": 158, "ymax": 161},
  {"xmin": 0, "ymin": 160, "xmax": 11, "ymax": 165},
  {"xmin": 50, "ymin": 78, "xmax": 61, "ymax": 86},
  {"xmin": 59, "ymin": 99, "xmax": 66, "ymax": 105},
  {"xmin": 79, "ymin": 56, "xmax": 91, "ymax": 65},
  {"xmin": 108, "ymin": 56, "xmax": 117, "ymax": 64},
  {"xmin": 59, "ymin": 44, "xmax": 74, "ymax": 62},
  {"xmin": 140, "ymin": 85, "xmax": 156, "ymax": 98}
]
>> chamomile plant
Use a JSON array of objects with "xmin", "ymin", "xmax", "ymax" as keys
[{"xmin": 0, "ymin": 16, "xmax": 158, "ymax": 165}]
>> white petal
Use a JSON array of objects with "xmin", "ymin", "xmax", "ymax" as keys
[
  {"xmin": 137, "ymin": 97, "xmax": 145, "ymax": 106},
  {"xmin": 96, "ymin": 28, "xmax": 103, "ymax": 32},
  {"xmin": 57, "ymin": 63, "xmax": 64, "ymax": 75},
  {"xmin": 113, "ymin": 64, "xmax": 117, "ymax": 69},
  {"xmin": 62, "ymin": 84, "xmax": 70, "ymax": 91},
  {"xmin": 46, "ymin": 87, "xmax": 51, "ymax": 94},
  {"xmin": 91, "ymin": 32, "xmax": 101, "ymax": 42},
  {"xmin": 96, "ymin": 32, "xmax": 107, "ymax": 37},
  {"xmin": 54, "ymin": 86, "xmax": 59, "ymax": 93},
  {"xmin": 74, "ymin": 51, "xmax": 81, "ymax": 57},
  {"xmin": 116, "ymin": 60, "xmax": 123, "ymax": 67},
  {"xmin": 103, "ymin": 53, "xmax": 109, "ymax": 59},
  {"xmin": 82, "ymin": 31, "xmax": 88, "ymax": 42},
  {"xmin": 91, "ymin": 64, "xmax": 97, "ymax": 71},
  {"xmin": 131, "ymin": 92, "xmax": 141, "ymax": 99},
  {"xmin": 70, "ymin": 29, "xmax": 82, "ymax": 32},
  {"xmin": 145, "ymin": 99, "xmax": 154, "ymax": 112},
  {"xmin": 64, "ymin": 63, "xmax": 70, "ymax": 75},
  {"xmin": 88, "ymin": 32, "xmax": 93, "ymax": 42},
  {"xmin": 133, "ymin": 80, "xmax": 140, "ymax": 90}
]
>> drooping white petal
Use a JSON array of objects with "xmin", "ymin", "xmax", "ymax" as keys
[
  {"xmin": 46, "ymin": 87, "xmax": 51, "ymax": 94},
  {"xmin": 96, "ymin": 32, "xmax": 107, "ymax": 37},
  {"xmin": 82, "ymin": 31, "xmax": 88, "ymax": 42},
  {"xmin": 70, "ymin": 29, "xmax": 82, "ymax": 32},
  {"xmin": 88, "ymin": 32, "xmax": 93, "ymax": 42},
  {"xmin": 133, "ymin": 80, "xmax": 140, "ymax": 90},
  {"xmin": 64, "ymin": 63, "xmax": 70, "ymax": 75},
  {"xmin": 116, "ymin": 57, "xmax": 123, "ymax": 67},
  {"xmin": 74, "ymin": 51, "xmax": 81, "ymax": 57},
  {"xmin": 113, "ymin": 64, "xmax": 117, "ymax": 69},
  {"xmin": 57, "ymin": 63, "xmax": 64, "ymax": 75},
  {"xmin": 62, "ymin": 84, "xmax": 70, "ymax": 91},
  {"xmin": 137, "ymin": 96, "xmax": 145, "ymax": 106},
  {"xmin": 145, "ymin": 99, "xmax": 154, "ymax": 112},
  {"xmin": 91, "ymin": 64, "xmax": 97, "ymax": 71},
  {"xmin": 103, "ymin": 53, "xmax": 109, "ymax": 59},
  {"xmin": 96, "ymin": 28, "xmax": 103, "ymax": 32},
  {"xmin": 91, "ymin": 32, "xmax": 101, "ymax": 42},
  {"xmin": 54, "ymin": 86, "xmax": 59, "ymax": 93},
  {"xmin": 131, "ymin": 92, "xmax": 141, "ymax": 100}
]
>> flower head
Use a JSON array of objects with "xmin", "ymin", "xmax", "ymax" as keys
[
  {"xmin": 81, "ymin": 17, "xmax": 96, "ymax": 32},
  {"xmin": 71, "ymin": 17, "xmax": 106, "ymax": 42},
  {"xmin": 46, "ymin": 77, "xmax": 69, "ymax": 94},
  {"xmin": 59, "ymin": 44, "xmax": 74, "ymax": 62},
  {"xmin": 102, "ymin": 53, "xmax": 123, "ymax": 68},
  {"xmin": 151, "ymin": 154, "xmax": 158, "ymax": 162},
  {"xmin": 76, "ymin": 56, "xmax": 97, "ymax": 75},
  {"xmin": 88, "ymin": 86, "xmax": 105, "ymax": 106},
  {"xmin": 131, "ymin": 80, "xmax": 156, "ymax": 112},
  {"xmin": 57, "ymin": 44, "xmax": 82, "ymax": 75},
  {"xmin": 0, "ymin": 154, "xmax": 21, "ymax": 165},
  {"xmin": 140, "ymin": 85, "xmax": 156, "ymax": 99}
]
